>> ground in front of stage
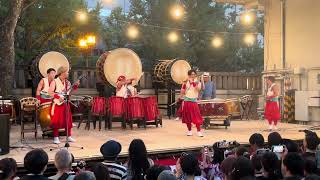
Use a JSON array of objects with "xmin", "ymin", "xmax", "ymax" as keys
[{"xmin": 2, "ymin": 119, "xmax": 314, "ymax": 165}]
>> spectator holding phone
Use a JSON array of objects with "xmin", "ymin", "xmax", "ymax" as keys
[
  {"xmin": 249, "ymin": 133, "xmax": 265, "ymax": 156},
  {"xmin": 176, "ymin": 152, "xmax": 206, "ymax": 180}
]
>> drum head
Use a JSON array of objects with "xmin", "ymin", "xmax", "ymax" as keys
[
  {"xmin": 170, "ymin": 60, "xmax": 191, "ymax": 84},
  {"xmin": 38, "ymin": 51, "xmax": 69, "ymax": 77},
  {"xmin": 103, "ymin": 48, "xmax": 142, "ymax": 87}
]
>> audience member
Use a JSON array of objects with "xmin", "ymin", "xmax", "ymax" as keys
[
  {"xmin": 260, "ymin": 152, "xmax": 280, "ymax": 180},
  {"xmin": 100, "ymin": 140, "xmax": 127, "ymax": 180},
  {"xmin": 282, "ymin": 152, "xmax": 305, "ymax": 180},
  {"xmin": 235, "ymin": 147, "xmax": 249, "ymax": 158},
  {"xmin": 74, "ymin": 171, "xmax": 96, "ymax": 180},
  {"xmin": 146, "ymin": 165, "xmax": 170, "ymax": 180},
  {"xmin": 251, "ymin": 154, "xmax": 262, "ymax": 179},
  {"xmin": 92, "ymin": 163, "xmax": 110, "ymax": 180},
  {"xmin": 230, "ymin": 156, "xmax": 255, "ymax": 180},
  {"xmin": 49, "ymin": 149, "xmax": 75, "ymax": 180},
  {"xmin": 126, "ymin": 139, "xmax": 154, "ymax": 180},
  {"xmin": 281, "ymin": 139, "xmax": 299, "ymax": 153},
  {"xmin": 157, "ymin": 170, "xmax": 177, "ymax": 180},
  {"xmin": 249, "ymin": 133, "xmax": 265, "ymax": 155},
  {"xmin": 267, "ymin": 132, "xmax": 282, "ymax": 148},
  {"xmin": 0, "ymin": 158, "xmax": 17, "ymax": 180},
  {"xmin": 176, "ymin": 152, "xmax": 205, "ymax": 180},
  {"xmin": 303, "ymin": 131, "xmax": 319, "ymax": 161},
  {"xmin": 21, "ymin": 149, "xmax": 49, "ymax": 180},
  {"xmin": 220, "ymin": 157, "xmax": 237, "ymax": 180}
]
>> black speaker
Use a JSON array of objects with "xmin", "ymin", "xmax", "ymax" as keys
[{"xmin": 0, "ymin": 114, "xmax": 10, "ymax": 155}]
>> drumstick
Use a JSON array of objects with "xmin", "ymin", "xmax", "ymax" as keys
[{"xmin": 169, "ymin": 101, "xmax": 179, "ymax": 106}]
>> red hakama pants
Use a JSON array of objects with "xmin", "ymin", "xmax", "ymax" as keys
[
  {"xmin": 50, "ymin": 103, "xmax": 73, "ymax": 137},
  {"xmin": 264, "ymin": 101, "xmax": 281, "ymax": 125},
  {"xmin": 181, "ymin": 101, "xmax": 203, "ymax": 131}
]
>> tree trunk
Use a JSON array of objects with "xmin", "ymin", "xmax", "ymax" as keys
[{"xmin": 0, "ymin": 0, "xmax": 25, "ymax": 96}]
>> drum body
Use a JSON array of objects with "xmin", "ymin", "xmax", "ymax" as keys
[
  {"xmin": 0, "ymin": 100, "xmax": 14, "ymax": 118},
  {"xmin": 33, "ymin": 51, "xmax": 70, "ymax": 78},
  {"xmin": 198, "ymin": 100, "xmax": 229, "ymax": 117},
  {"xmin": 39, "ymin": 102, "xmax": 52, "ymax": 130},
  {"xmin": 126, "ymin": 97, "xmax": 144, "ymax": 119},
  {"xmin": 143, "ymin": 96, "xmax": 160, "ymax": 121},
  {"xmin": 108, "ymin": 96, "xmax": 126, "ymax": 117},
  {"xmin": 153, "ymin": 60, "xmax": 191, "ymax": 84},
  {"xmin": 96, "ymin": 48, "xmax": 143, "ymax": 87},
  {"xmin": 226, "ymin": 98, "xmax": 241, "ymax": 117},
  {"xmin": 91, "ymin": 97, "xmax": 107, "ymax": 115}
]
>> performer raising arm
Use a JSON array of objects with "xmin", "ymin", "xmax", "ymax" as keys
[
  {"xmin": 180, "ymin": 70, "xmax": 205, "ymax": 137},
  {"xmin": 264, "ymin": 76, "xmax": 281, "ymax": 131},
  {"xmin": 116, "ymin": 75, "xmax": 137, "ymax": 98},
  {"xmin": 36, "ymin": 68, "xmax": 56, "ymax": 104},
  {"xmin": 48, "ymin": 66, "xmax": 80, "ymax": 144}
]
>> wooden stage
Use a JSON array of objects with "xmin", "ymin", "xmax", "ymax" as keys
[{"xmin": 1, "ymin": 119, "xmax": 315, "ymax": 166}]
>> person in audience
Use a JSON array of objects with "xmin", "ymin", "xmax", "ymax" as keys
[
  {"xmin": 249, "ymin": 133, "xmax": 265, "ymax": 155},
  {"xmin": 230, "ymin": 156, "xmax": 255, "ymax": 180},
  {"xmin": 176, "ymin": 152, "xmax": 205, "ymax": 180},
  {"xmin": 235, "ymin": 147, "xmax": 249, "ymax": 158},
  {"xmin": 21, "ymin": 149, "xmax": 49, "ymax": 180},
  {"xmin": 251, "ymin": 154, "xmax": 263, "ymax": 179},
  {"xmin": 267, "ymin": 132, "xmax": 282, "ymax": 148},
  {"xmin": 92, "ymin": 163, "xmax": 110, "ymax": 180},
  {"xmin": 304, "ymin": 159, "xmax": 318, "ymax": 177},
  {"xmin": 126, "ymin": 139, "xmax": 154, "ymax": 180},
  {"xmin": 146, "ymin": 165, "xmax": 170, "ymax": 180},
  {"xmin": 158, "ymin": 170, "xmax": 177, "ymax": 180},
  {"xmin": 100, "ymin": 140, "xmax": 127, "ymax": 180},
  {"xmin": 282, "ymin": 152, "xmax": 305, "ymax": 180},
  {"xmin": 220, "ymin": 157, "xmax": 237, "ymax": 180},
  {"xmin": 0, "ymin": 158, "xmax": 18, "ymax": 180},
  {"xmin": 260, "ymin": 152, "xmax": 281, "ymax": 180},
  {"xmin": 49, "ymin": 149, "xmax": 75, "ymax": 180},
  {"xmin": 302, "ymin": 131, "xmax": 319, "ymax": 161},
  {"xmin": 74, "ymin": 171, "xmax": 96, "ymax": 180},
  {"xmin": 281, "ymin": 139, "xmax": 299, "ymax": 153}
]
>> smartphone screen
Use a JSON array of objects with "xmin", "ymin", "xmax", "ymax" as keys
[{"xmin": 272, "ymin": 145, "xmax": 284, "ymax": 153}]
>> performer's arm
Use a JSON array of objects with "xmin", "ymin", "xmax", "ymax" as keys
[
  {"xmin": 73, "ymin": 80, "xmax": 80, "ymax": 90},
  {"xmin": 36, "ymin": 79, "xmax": 44, "ymax": 99},
  {"xmin": 48, "ymin": 81, "xmax": 62, "ymax": 101}
]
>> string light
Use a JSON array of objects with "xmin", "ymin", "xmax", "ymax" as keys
[
  {"xmin": 241, "ymin": 12, "xmax": 255, "ymax": 25},
  {"xmin": 86, "ymin": 35, "xmax": 96, "ymax": 45},
  {"xmin": 79, "ymin": 39, "xmax": 88, "ymax": 48},
  {"xmin": 77, "ymin": 11, "xmax": 87, "ymax": 22},
  {"xmin": 127, "ymin": 25, "xmax": 139, "ymax": 39},
  {"xmin": 170, "ymin": 5, "xmax": 184, "ymax": 20},
  {"xmin": 244, "ymin": 34, "xmax": 255, "ymax": 46},
  {"xmin": 212, "ymin": 37, "xmax": 223, "ymax": 48},
  {"xmin": 168, "ymin": 31, "xmax": 179, "ymax": 43}
]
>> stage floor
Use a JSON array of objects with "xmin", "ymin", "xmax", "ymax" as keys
[{"xmin": 1, "ymin": 119, "xmax": 315, "ymax": 165}]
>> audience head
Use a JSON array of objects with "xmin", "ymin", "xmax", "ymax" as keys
[
  {"xmin": 281, "ymin": 139, "xmax": 299, "ymax": 153},
  {"xmin": 146, "ymin": 165, "xmax": 170, "ymax": 180},
  {"xmin": 303, "ymin": 131, "xmax": 319, "ymax": 151},
  {"xmin": 74, "ymin": 171, "xmax": 96, "ymax": 180},
  {"xmin": 221, "ymin": 156, "xmax": 237, "ymax": 180},
  {"xmin": 92, "ymin": 163, "xmax": 110, "ymax": 180},
  {"xmin": 180, "ymin": 152, "xmax": 201, "ymax": 176},
  {"xmin": 0, "ymin": 158, "xmax": 17, "ymax": 180},
  {"xmin": 24, "ymin": 148, "xmax": 48, "ymax": 175},
  {"xmin": 236, "ymin": 146, "xmax": 249, "ymax": 158},
  {"xmin": 282, "ymin": 152, "xmax": 305, "ymax": 177},
  {"xmin": 128, "ymin": 139, "xmax": 150, "ymax": 179},
  {"xmin": 268, "ymin": 132, "xmax": 282, "ymax": 147},
  {"xmin": 249, "ymin": 133, "xmax": 264, "ymax": 151},
  {"xmin": 54, "ymin": 149, "xmax": 72, "ymax": 171},
  {"xmin": 304, "ymin": 159, "xmax": 317, "ymax": 176},
  {"xmin": 261, "ymin": 152, "xmax": 280, "ymax": 179},
  {"xmin": 100, "ymin": 140, "xmax": 122, "ymax": 161},
  {"xmin": 231, "ymin": 156, "xmax": 254, "ymax": 180},
  {"xmin": 157, "ymin": 170, "xmax": 177, "ymax": 180},
  {"xmin": 212, "ymin": 143, "xmax": 225, "ymax": 164},
  {"xmin": 251, "ymin": 154, "xmax": 262, "ymax": 173}
]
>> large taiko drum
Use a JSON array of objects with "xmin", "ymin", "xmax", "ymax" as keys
[
  {"xmin": 32, "ymin": 51, "xmax": 70, "ymax": 78},
  {"xmin": 143, "ymin": 96, "xmax": 160, "ymax": 121},
  {"xmin": 108, "ymin": 96, "xmax": 126, "ymax": 117},
  {"xmin": 38, "ymin": 102, "xmax": 52, "ymax": 130},
  {"xmin": 96, "ymin": 48, "xmax": 143, "ymax": 87},
  {"xmin": 126, "ymin": 97, "xmax": 144, "ymax": 120},
  {"xmin": 226, "ymin": 98, "xmax": 241, "ymax": 118},
  {"xmin": 153, "ymin": 60, "xmax": 191, "ymax": 84}
]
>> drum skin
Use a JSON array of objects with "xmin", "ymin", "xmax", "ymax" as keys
[
  {"xmin": 153, "ymin": 60, "xmax": 191, "ymax": 84},
  {"xmin": 39, "ymin": 102, "xmax": 52, "ymax": 130},
  {"xmin": 96, "ymin": 48, "xmax": 143, "ymax": 87},
  {"xmin": 226, "ymin": 98, "xmax": 241, "ymax": 116},
  {"xmin": 126, "ymin": 97, "xmax": 144, "ymax": 119}
]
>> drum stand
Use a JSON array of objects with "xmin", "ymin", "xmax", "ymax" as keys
[{"xmin": 49, "ymin": 94, "xmax": 84, "ymax": 151}]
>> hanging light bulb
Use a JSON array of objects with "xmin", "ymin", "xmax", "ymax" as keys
[
  {"xmin": 244, "ymin": 34, "xmax": 255, "ymax": 46},
  {"xmin": 127, "ymin": 25, "xmax": 139, "ymax": 39},
  {"xmin": 212, "ymin": 36, "xmax": 223, "ymax": 48},
  {"xmin": 168, "ymin": 31, "xmax": 179, "ymax": 43}
]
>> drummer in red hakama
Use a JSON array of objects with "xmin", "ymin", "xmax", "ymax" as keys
[
  {"xmin": 48, "ymin": 66, "xmax": 80, "ymax": 144},
  {"xmin": 36, "ymin": 68, "xmax": 56, "ymax": 104},
  {"xmin": 264, "ymin": 76, "xmax": 281, "ymax": 131},
  {"xmin": 180, "ymin": 70, "xmax": 205, "ymax": 137},
  {"xmin": 116, "ymin": 75, "xmax": 137, "ymax": 98}
]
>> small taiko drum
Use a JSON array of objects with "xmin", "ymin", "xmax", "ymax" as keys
[
  {"xmin": 198, "ymin": 99, "xmax": 229, "ymax": 117},
  {"xmin": 0, "ymin": 100, "xmax": 15, "ymax": 119},
  {"xmin": 126, "ymin": 97, "xmax": 144, "ymax": 119},
  {"xmin": 32, "ymin": 51, "xmax": 70, "ymax": 78},
  {"xmin": 38, "ymin": 102, "xmax": 52, "ymax": 130},
  {"xmin": 70, "ymin": 99, "xmax": 87, "ymax": 115},
  {"xmin": 108, "ymin": 96, "xmax": 126, "ymax": 117},
  {"xmin": 143, "ymin": 96, "xmax": 160, "ymax": 121},
  {"xmin": 91, "ymin": 97, "xmax": 107, "ymax": 115}
]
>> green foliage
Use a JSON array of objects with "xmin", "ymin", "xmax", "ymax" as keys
[{"xmin": 102, "ymin": 0, "xmax": 264, "ymax": 72}]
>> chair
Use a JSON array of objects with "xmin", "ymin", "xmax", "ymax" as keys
[{"xmin": 20, "ymin": 97, "xmax": 39, "ymax": 141}]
